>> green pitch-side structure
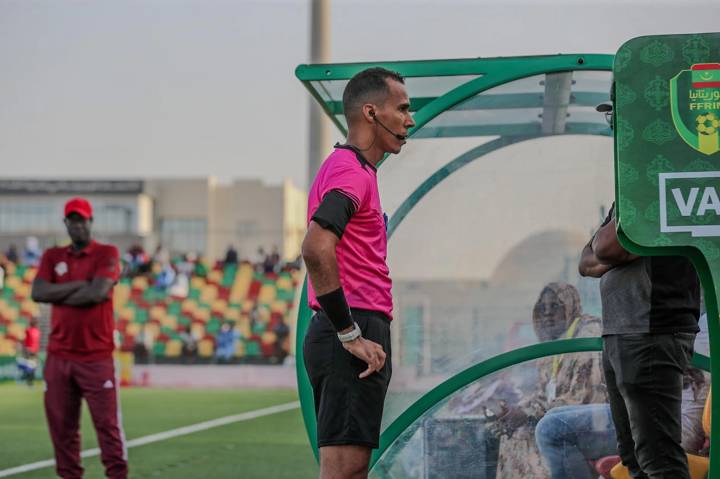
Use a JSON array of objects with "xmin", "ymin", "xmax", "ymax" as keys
[
  {"xmin": 295, "ymin": 34, "xmax": 717, "ymax": 476},
  {"xmin": 615, "ymin": 32, "xmax": 720, "ymax": 478}
]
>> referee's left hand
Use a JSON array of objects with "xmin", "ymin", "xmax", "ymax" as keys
[{"xmin": 342, "ymin": 337, "xmax": 386, "ymax": 379}]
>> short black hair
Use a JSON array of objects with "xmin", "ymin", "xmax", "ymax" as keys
[{"xmin": 342, "ymin": 67, "xmax": 405, "ymax": 123}]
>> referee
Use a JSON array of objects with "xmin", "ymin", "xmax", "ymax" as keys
[
  {"xmin": 302, "ymin": 67, "xmax": 415, "ymax": 479},
  {"xmin": 32, "ymin": 197, "xmax": 128, "ymax": 479}
]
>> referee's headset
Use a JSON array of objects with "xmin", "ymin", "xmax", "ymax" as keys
[{"xmin": 369, "ymin": 109, "xmax": 407, "ymax": 141}]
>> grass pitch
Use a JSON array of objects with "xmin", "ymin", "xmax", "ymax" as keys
[{"xmin": 0, "ymin": 384, "xmax": 318, "ymax": 478}]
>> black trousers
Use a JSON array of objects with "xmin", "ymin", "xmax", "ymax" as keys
[{"xmin": 602, "ymin": 333, "xmax": 695, "ymax": 479}]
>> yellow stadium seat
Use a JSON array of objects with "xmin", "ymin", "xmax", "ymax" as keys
[
  {"xmin": 23, "ymin": 268, "xmax": 37, "ymax": 283},
  {"xmin": 225, "ymin": 309, "xmax": 240, "ymax": 321},
  {"xmin": 126, "ymin": 322, "xmax": 141, "ymax": 337},
  {"xmin": 4, "ymin": 262, "xmax": 16, "ymax": 276},
  {"xmin": 207, "ymin": 270, "xmax": 222, "ymax": 284},
  {"xmin": 190, "ymin": 276, "xmax": 206, "ymax": 289},
  {"xmin": 0, "ymin": 339, "xmax": 16, "ymax": 356},
  {"xmin": 150, "ymin": 306, "xmax": 167, "ymax": 322},
  {"xmin": 118, "ymin": 307, "xmax": 135, "ymax": 322},
  {"xmin": 257, "ymin": 307, "xmax": 271, "ymax": 323},
  {"xmin": 195, "ymin": 309, "xmax": 210, "ymax": 323},
  {"xmin": 191, "ymin": 323, "xmax": 205, "ymax": 338},
  {"xmin": 276, "ymin": 277, "xmax": 293, "ymax": 290},
  {"xmin": 11, "ymin": 283, "xmax": 30, "ymax": 300},
  {"xmin": 4, "ymin": 309, "xmax": 18, "ymax": 322},
  {"xmin": 258, "ymin": 284, "xmax": 276, "ymax": 304},
  {"xmin": 271, "ymin": 301, "xmax": 288, "ymax": 314},
  {"xmin": 182, "ymin": 299, "xmax": 198, "ymax": 312},
  {"xmin": 238, "ymin": 319, "xmax": 252, "ymax": 338},
  {"xmin": 165, "ymin": 340, "xmax": 182, "ymax": 357},
  {"xmin": 131, "ymin": 276, "xmax": 148, "ymax": 291},
  {"xmin": 144, "ymin": 322, "xmax": 160, "ymax": 339},
  {"xmin": 234, "ymin": 340, "xmax": 246, "ymax": 357},
  {"xmin": 20, "ymin": 301, "xmax": 39, "ymax": 317},
  {"xmin": 5, "ymin": 276, "xmax": 22, "ymax": 290},
  {"xmin": 261, "ymin": 331, "xmax": 277, "ymax": 345},
  {"xmin": 8, "ymin": 323, "xmax": 25, "ymax": 341},
  {"xmin": 161, "ymin": 315, "xmax": 178, "ymax": 329},
  {"xmin": 198, "ymin": 339, "xmax": 214, "ymax": 357}
]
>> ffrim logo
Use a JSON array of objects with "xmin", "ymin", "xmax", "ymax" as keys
[
  {"xmin": 660, "ymin": 171, "xmax": 720, "ymax": 236},
  {"xmin": 670, "ymin": 63, "xmax": 720, "ymax": 155}
]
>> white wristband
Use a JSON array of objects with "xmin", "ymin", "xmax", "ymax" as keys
[{"xmin": 337, "ymin": 322, "xmax": 362, "ymax": 343}]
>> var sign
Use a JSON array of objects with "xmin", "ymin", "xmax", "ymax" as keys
[{"xmin": 660, "ymin": 171, "xmax": 720, "ymax": 236}]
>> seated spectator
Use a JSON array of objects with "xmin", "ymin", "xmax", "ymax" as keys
[
  {"xmin": 272, "ymin": 320, "xmax": 290, "ymax": 360},
  {"xmin": 22, "ymin": 236, "xmax": 42, "ymax": 267},
  {"xmin": 178, "ymin": 325, "xmax": 197, "ymax": 362},
  {"xmin": 155, "ymin": 262, "xmax": 176, "ymax": 291},
  {"xmin": 535, "ymin": 314, "xmax": 710, "ymax": 478},
  {"xmin": 495, "ymin": 282, "xmax": 605, "ymax": 478},
  {"xmin": 215, "ymin": 322, "xmax": 239, "ymax": 363},
  {"xmin": 5, "ymin": 244, "xmax": 18, "ymax": 264},
  {"xmin": 124, "ymin": 244, "xmax": 148, "ymax": 276},
  {"xmin": 152, "ymin": 243, "xmax": 169, "ymax": 265},
  {"xmin": 168, "ymin": 272, "xmax": 189, "ymax": 298},
  {"xmin": 224, "ymin": 245, "xmax": 239, "ymax": 266},
  {"xmin": 194, "ymin": 255, "xmax": 209, "ymax": 278}
]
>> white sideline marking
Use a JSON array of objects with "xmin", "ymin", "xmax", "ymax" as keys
[{"xmin": 0, "ymin": 401, "xmax": 300, "ymax": 477}]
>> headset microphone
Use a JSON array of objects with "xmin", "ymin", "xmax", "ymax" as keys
[{"xmin": 370, "ymin": 110, "xmax": 407, "ymax": 141}]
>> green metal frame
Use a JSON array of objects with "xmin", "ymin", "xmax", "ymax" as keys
[{"xmin": 294, "ymin": 54, "xmax": 713, "ymax": 472}]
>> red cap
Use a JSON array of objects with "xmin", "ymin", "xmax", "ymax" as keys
[{"xmin": 64, "ymin": 197, "xmax": 93, "ymax": 219}]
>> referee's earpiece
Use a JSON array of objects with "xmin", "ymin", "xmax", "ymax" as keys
[{"xmin": 369, "ymin": 108, "xmax": 407, "ymax": 141}]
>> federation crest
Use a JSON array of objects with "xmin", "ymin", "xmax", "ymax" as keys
[
  {"xmin": 670, "ymin": 63, "xmax": 720, "ymax": 155},
  {"xmin": 54, "ymin": 261, "xmax": 68, "ymax": 276}
]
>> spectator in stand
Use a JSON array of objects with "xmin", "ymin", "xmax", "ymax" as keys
[
  {"xmin": 254, "ymin": 247, "xmax": 266, "ymax": 273},
  {"xmin": 176, "ymin": 253, "xmax": 195, "ymax": 277},
  {"xmin": 5, "ymin": 244, "xmax": 19, "ymax": 264},
  {"xmin": 22, "ymin": 236, "xmax": 42, "ymax": 267},
  {"xmin": 224, "ymin": 245, "xmax": 239, "ymax": 266},
  {"xmin": 262, "ymin": 250, "xmax": 275, "ymax": 274},
  {"xmin": 152, "ymin": 244, "xmax": 169, "ymax": 266},
  {"xmin": 123, "ymin": 244, "xmax": 148, "ymax": 276},
  {"xmin": 194, "ymin": 255, "xmax": 209, "ymax": 278},
  {"xmin": 215, "ymin": 322, "xmax": 239, "ymax": 363},
  {"xmin": 20, "ymin": 317, "xmax": 41, "ymax": 386},
  {"xmin": 178, "ymin": 325, "xmax": 197, "ymax": 362},
  {"xmin": 155, "ymin": 262, "xmax": 176, "ymax": 291},
  {"xmin": 272, "ymin": 320, "xmax": 290, "ymax": 360},
  {"xmin": 269, "ymin": 246, "xmax": 281, "ymax": 272}
]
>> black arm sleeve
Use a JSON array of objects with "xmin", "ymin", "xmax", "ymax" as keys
[{"xmin": 311, "ymin": 190, "xmax": 357, "ymax": 239}]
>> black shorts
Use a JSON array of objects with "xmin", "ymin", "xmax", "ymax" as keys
[{"xmin": 303, "ymin": 308, "xmax": 392, "ymax": 449}]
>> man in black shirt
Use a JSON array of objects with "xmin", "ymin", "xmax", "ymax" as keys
[{"xmin": 579, "ymin": 200, "xmax": 700, "ymax": 478}]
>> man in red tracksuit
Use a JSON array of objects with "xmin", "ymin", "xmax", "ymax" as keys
[{"xmin": 32, "ymin": 197, "xmax": 128, "ymax": 479}]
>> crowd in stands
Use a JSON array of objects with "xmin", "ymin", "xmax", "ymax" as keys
[{"xmin": 0, "ymin": 241, "xmax": 301, "ymax": 366}]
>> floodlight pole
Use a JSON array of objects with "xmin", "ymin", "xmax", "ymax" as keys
[{"xmin": 307, "ymin": 0, "xmax": 332, "ymax": 188}]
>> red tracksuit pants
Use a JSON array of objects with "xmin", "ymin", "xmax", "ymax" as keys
[{"xmin": 44, "ymin": 355, "xmax": 128, "ymax": 479}]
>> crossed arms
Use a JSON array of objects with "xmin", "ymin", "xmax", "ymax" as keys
[
  {"xmin": 32, "ymin": 277, "xmax": 114, "ymax": 307},
  {"xmin": 578, "ymin": 214, "xmax": 638, "ymax": 278}
]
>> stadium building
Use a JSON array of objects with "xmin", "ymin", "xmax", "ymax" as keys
[{"xmin": 0, "ymin": 177, "xmax": 307, "ymax": 262}]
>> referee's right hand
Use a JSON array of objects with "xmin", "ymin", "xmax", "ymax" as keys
[{"xmin": 342, "ymin": 337, "xmax": 387, "ymax": 379}]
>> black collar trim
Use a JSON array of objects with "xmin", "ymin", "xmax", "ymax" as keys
[{"xmin": 334, "ymin": 143, "xmax": 377, "ymax": 172}]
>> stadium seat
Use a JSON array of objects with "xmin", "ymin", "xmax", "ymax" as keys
[
  {"xmin": 165, "ymin": 339, "xmax": 182, "ymax": 358},
  {"xmin": 198, "ymin": 339, "xmax": 214, "ymax": 357}
]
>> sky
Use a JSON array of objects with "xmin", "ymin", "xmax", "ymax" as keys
[{"xmin": 1, "ymin": 0, "xmax": 720, "ymax": 188}]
